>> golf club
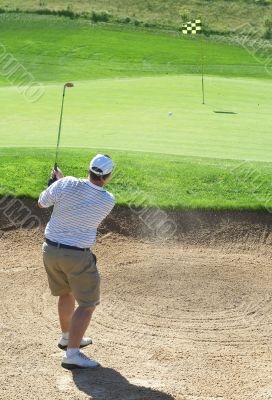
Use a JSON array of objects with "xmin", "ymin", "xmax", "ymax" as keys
[{"xmin": 48, "ymin": 82, "xmax": 74, "ymax": 186}]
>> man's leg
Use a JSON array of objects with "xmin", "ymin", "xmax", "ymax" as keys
[
  {"xmin": 62, "ymin": 305, "xmax": 99, "ymax": 369},
  {"xmin": 68, "ymin": 305, "xmax": 95, "ymax": 349},
  {"xmin": 58, "ymin": 292, "xmax": 75, "ymax": 333}
]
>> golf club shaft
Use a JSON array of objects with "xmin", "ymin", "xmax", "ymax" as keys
[{"xmin": 54, "ymin": 86, "xmax": 67, "ymax": 168}]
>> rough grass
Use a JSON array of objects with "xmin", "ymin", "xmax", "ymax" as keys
[
  {"xmin": 0, "ymin": 0, "xmax": 272, "ymax": 37},
  {"xmin": 0, "ymin": 148, "xmax": 272, "ymax": 210},
  {"xmin": 0, "ymin": 13, "xmax": 270, "ymax": 87}
]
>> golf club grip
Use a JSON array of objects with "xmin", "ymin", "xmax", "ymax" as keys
[
  {"xmin": 48, "ymin": 164, "xmax": 58, "ymax": 187},
  {"xmin": 48, "ymin": 175, "xmax": 57, "ymax": 187}
]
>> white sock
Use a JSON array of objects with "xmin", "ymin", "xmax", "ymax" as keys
[
  {"xmin": 66, "ymin": 348, "xmax": 79, "ymax": 358},
  {"xmin": 62, "ymin": 332, "xmax": 69, "ymax": 340}
]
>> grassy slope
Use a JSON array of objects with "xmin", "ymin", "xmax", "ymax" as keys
[
  {"xmin": 1, "ymin": 148, "xmax": 272, "ymax": 210},
  {"xmin": 0, "ymin": 0, "xmax": 272, "ymax": 36},
  {"xmin": 0, "ymin": 14, "xmax": 270, "ymax": 87}
]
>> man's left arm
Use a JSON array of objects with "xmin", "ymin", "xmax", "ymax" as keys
[{"xmin": 38, "ymin": 168, "xmax": 64, "ymax": 208}]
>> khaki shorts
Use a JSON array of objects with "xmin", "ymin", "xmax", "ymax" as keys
[{"xmin": 42, "ymin": 242, "xmax": 100, "ymax": 307}]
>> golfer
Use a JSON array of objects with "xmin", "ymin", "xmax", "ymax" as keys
[{"xmin": 38, "ymin": 154, "xmax": 115, "ymax": 369}]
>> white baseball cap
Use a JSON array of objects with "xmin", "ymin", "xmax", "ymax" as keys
[{"xmin": 89, "ymin": 154, "xmax": 114, "ymax": 176}]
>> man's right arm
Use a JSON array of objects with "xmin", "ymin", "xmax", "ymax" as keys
[{"xmin": 102, "ymin": 193, "xmax": 115, "ymax": 219}]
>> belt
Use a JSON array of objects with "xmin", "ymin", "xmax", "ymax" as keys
[{"xmin": 45, "ymin": 238, "xmax": 89, "ymax": 252}]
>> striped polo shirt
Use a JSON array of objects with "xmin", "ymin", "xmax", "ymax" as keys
[{"xmin": 39, "ymin": 176, "xmax": 115, "ymax": 248}]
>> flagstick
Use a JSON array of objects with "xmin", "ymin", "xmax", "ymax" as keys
[
  {"xmin": 200, "ymin": 33, "xmax": 205, "ymax": 105},
  {"xmin": 202, "ymin": 61, "xmax": 205, "ymax": 105}
]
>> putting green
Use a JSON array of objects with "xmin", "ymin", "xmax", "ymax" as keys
[{"xmin": 0, "ymin": 75, "xmax": 271, "ymax": 162}]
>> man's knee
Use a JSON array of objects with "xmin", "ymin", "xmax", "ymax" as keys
[
  {"xmin": 59, "ymin": 291, "xmax": 73, "ymax": 299},
  {"xmin": 79, "ymin": 305, "xmax": 96, "ymax": 315}
]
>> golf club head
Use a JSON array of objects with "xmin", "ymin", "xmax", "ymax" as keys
[{"xmin": 64, "ymin": 82, "xmax": 74, "ymax": 88}]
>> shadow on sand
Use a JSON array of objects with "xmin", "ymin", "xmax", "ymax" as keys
[{"xmin": 70, "ymin": 366, "xmax": 175, "ymax": 400}]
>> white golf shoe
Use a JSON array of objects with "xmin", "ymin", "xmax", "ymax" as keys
[
  {"xmin": 58, "ymin": 336, "xmax": 93, "ymax": 350},
  {"xmin": 61, "ymin": 351, "xmax": 100, "ymax": 370}
]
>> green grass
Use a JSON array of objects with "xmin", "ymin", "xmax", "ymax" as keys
[
  {"xmin": 1, "ymin": 147, "xmax": 272, "ymax": 210},
  {"xmin": 0, "ymin": 13, "xmax": 271, "ymax": 87},
  {"xmin": 0, "ymin": 0, "xmax": 272, "ymax": 37},
  {"xmin": 0, "ymin": 13, "xmax": 271, "ymax": 210},
  {"xmin": 0, "ymin": 76, "xmax": 272, "ymax": 162}
]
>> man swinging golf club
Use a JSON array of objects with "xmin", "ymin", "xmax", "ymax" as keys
[{"xmin": 38, "ymin": 154, "xmax": 115, "ymax": 369}]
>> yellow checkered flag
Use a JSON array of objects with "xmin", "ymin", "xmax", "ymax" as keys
[{"xmin": 181, "ymin": 19, "xmax": 202, "ymax": 35}]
